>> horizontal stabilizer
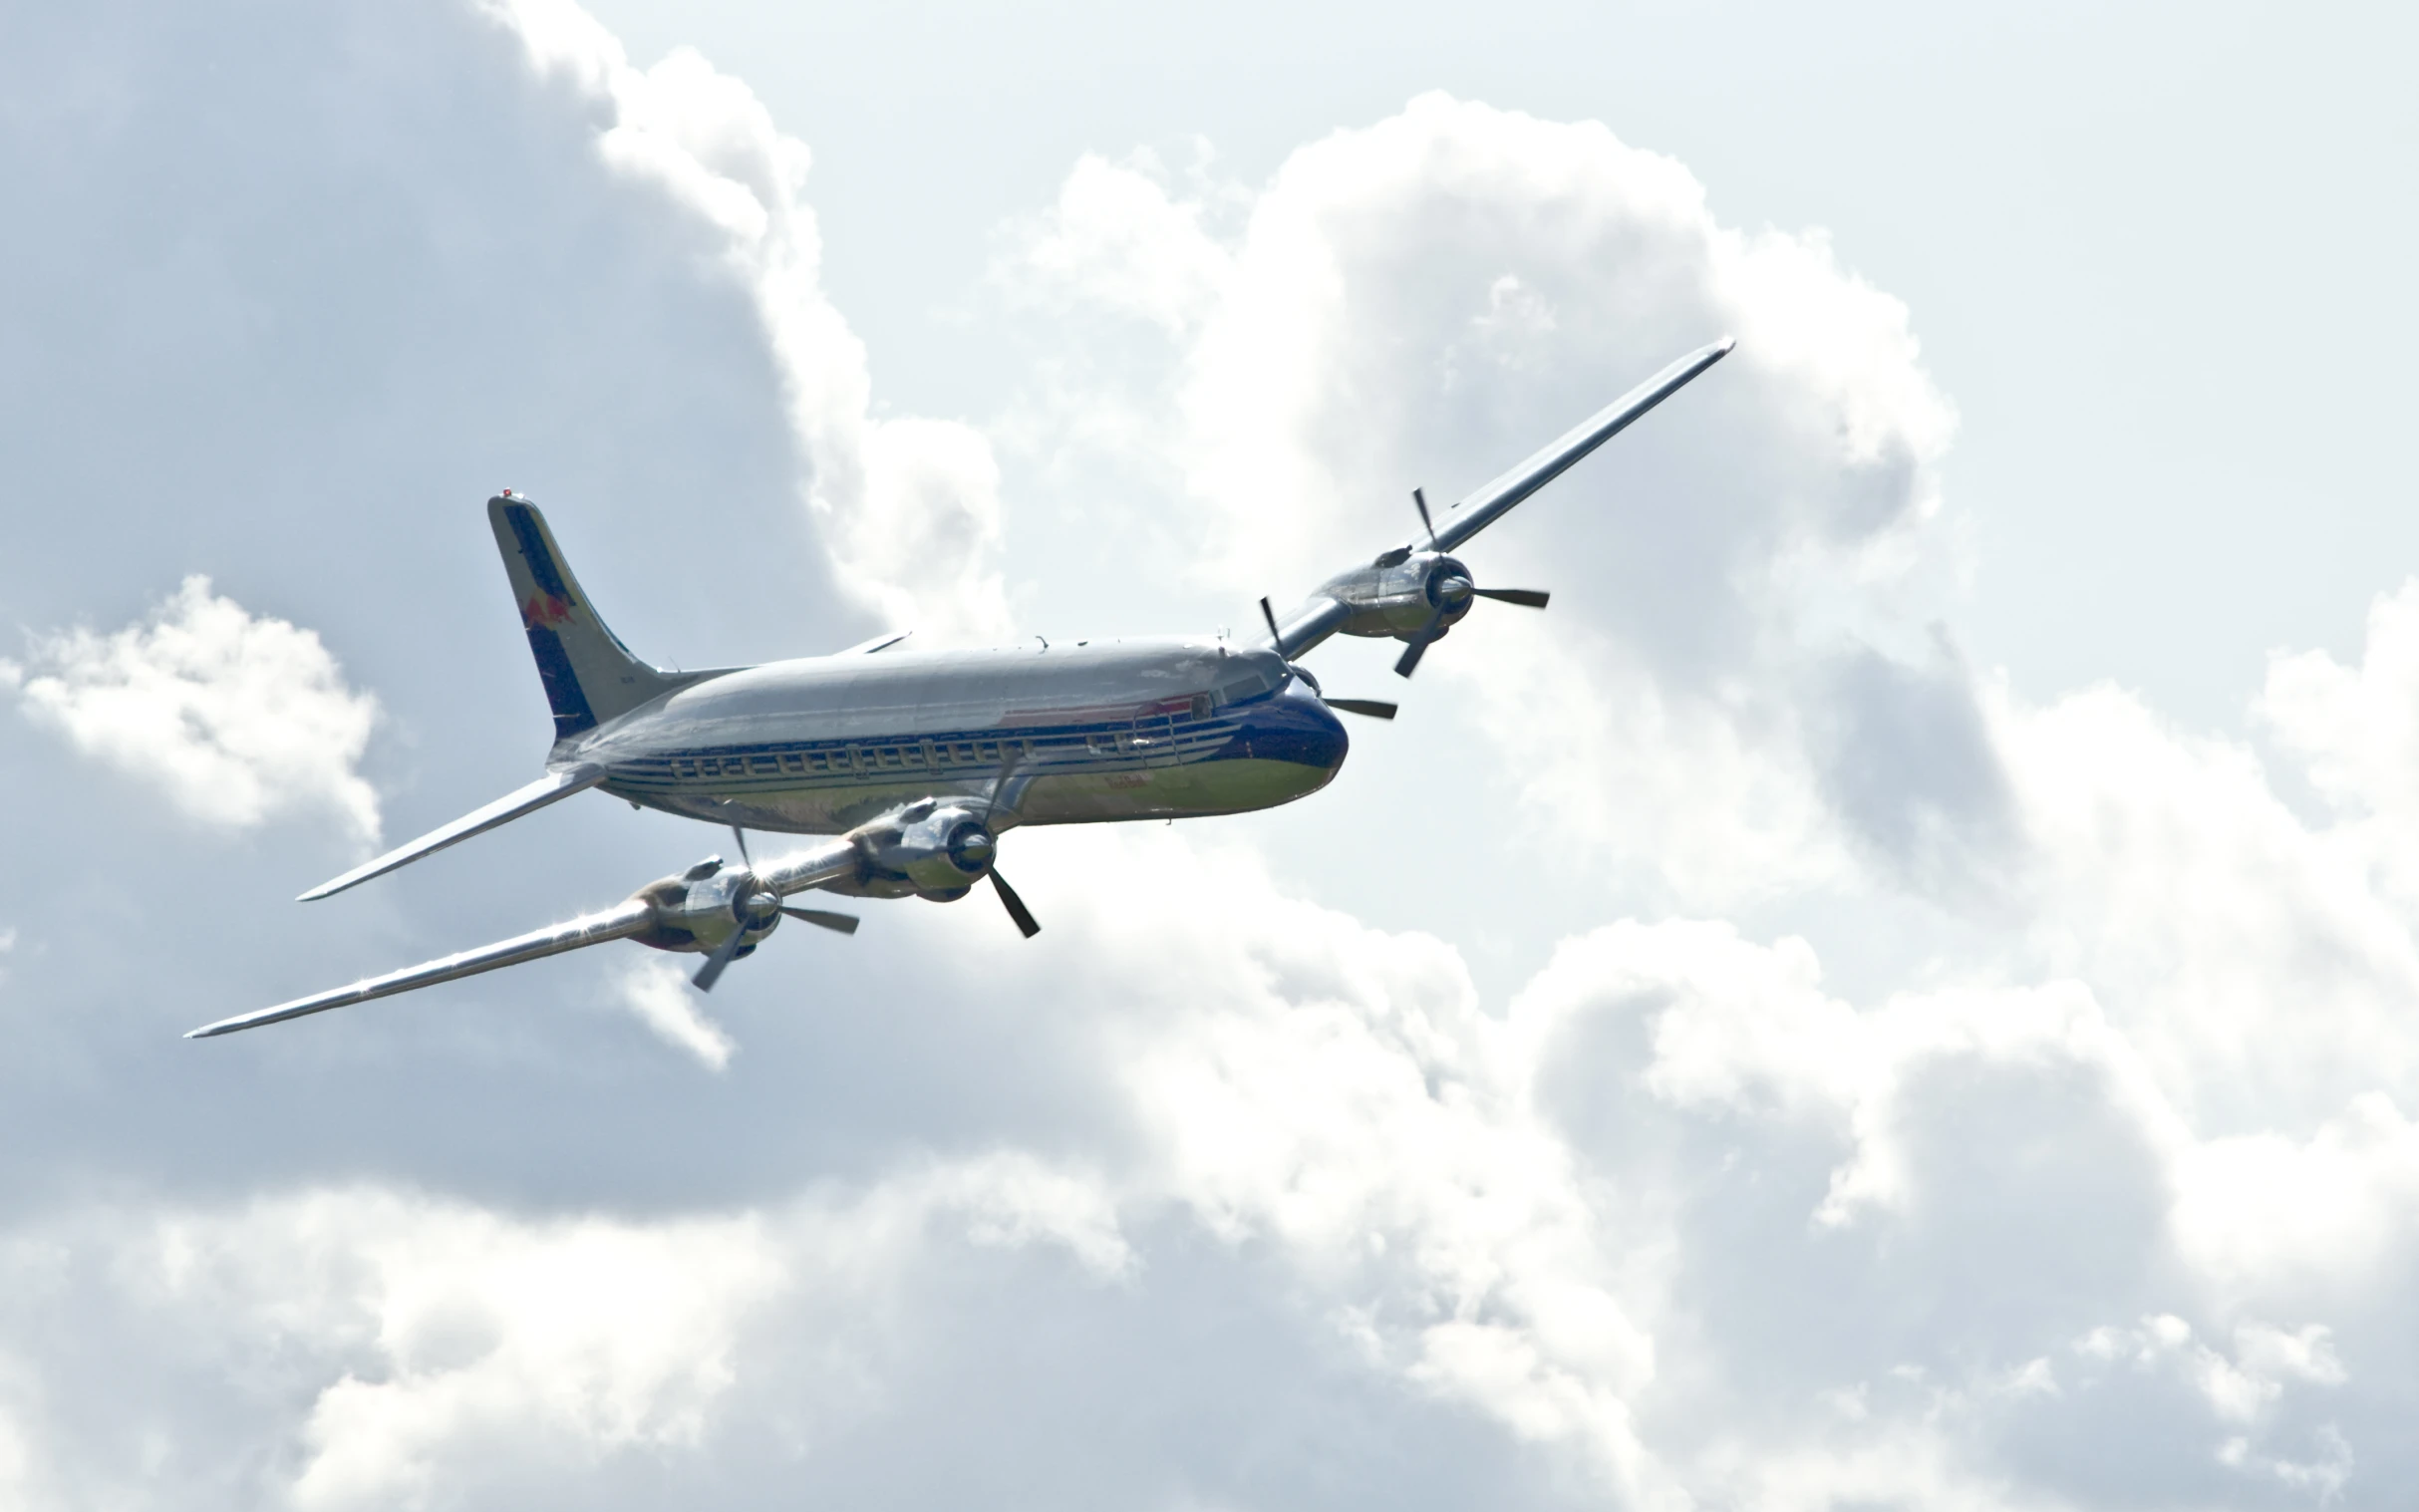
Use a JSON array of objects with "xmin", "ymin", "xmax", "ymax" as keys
[
  {"xmin": 188, "ymin": 898, "xmax": 655, "ymax": 1038},
  {"xmin": 836, "ymin": 629, "xmax": 912, "ymax": 656},
  {"xmin": 297, "ymin": 765, "xmax": 608, "ymax": 901}
]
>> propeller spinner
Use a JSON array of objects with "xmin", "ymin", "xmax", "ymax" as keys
[{"xmin": 1391, "ymin": 487, "xmax": 1550, "ymax": 679}]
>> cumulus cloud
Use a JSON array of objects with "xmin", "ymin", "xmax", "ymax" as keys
[
  {"xmin": 995, "ymin": 122, "xmax": 2419, "ymax": 1510},
  {"xmin": 901, "ymin": 822, "xmax": 2389, "ymax": 1506},
  {"xmin": 0, "ymin": 1156, "xmax": 1129, "ymax": 1509},
  {"xmin": 613, "ymin": 957, "xmax": 736, "ymax": 1070},
  {"xmin": 1004, "ymin": 94, "xmax": 1979, "ymax": 907},
  {"xmin": 8, "ymin": 576, "xmax": 381, "ymax": 842},
  {"xmin": 2257, "ymin": 581, "xmax": 2419, "ymax": 828},
  {"xmin": 484, "ymin": 0, "xmax": 1012, "ymax": 645},
  {"xmin": 11, "ymin": 0, "xmax": 2419, "ymax": 1507}
]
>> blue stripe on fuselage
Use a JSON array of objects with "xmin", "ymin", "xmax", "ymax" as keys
[{"xmin": 597, "ymin": 686, "xmax": 1344, "ymax": 795}]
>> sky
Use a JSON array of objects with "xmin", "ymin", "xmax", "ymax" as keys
[{"xmin": 1, "ymin": 1, "xmax": 2415, "ymax": 1507}]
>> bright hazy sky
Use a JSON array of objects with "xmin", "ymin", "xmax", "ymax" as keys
[{"xmin": 2, "ymin": 2, "xmax": 2415, "ymax": 1508}]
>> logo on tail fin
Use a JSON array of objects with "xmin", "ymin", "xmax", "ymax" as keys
[{"xmin": 520, "ymin": 593, "xmax": 575, "ymax": 630}]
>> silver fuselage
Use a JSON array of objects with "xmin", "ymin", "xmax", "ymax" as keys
[{"xmin": 562, "ymin": 638, "xmax": 1349, "ymax": 834}]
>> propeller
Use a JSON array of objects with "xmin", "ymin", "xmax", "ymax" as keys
[
  {"xmin": 990, "ymin": 871, "xmax": 1042, "ymax": 938},
  {"xmin": 980, "ymin": 752, "xmax": 1043, "ymax": 938},
  {"xmin": 1474, "ymin": 587, "xmax": 1550, "ymax": 608},
  {"xmin": 1322, "ymin": 698, "xmax": 1397, "ymax": 721},
  {"xmin": 780, "ymin": 906, "xmax": 860, "ymax": 934},
  {"xmin": 692, "ymin": 824, "xmax": 793, "ymax": 991},
  {"xmin": 1391, "ymin": 488, "xmax": 1551, "ymax": 679},
  {"xmin": 1259, "ymin": 597, "xmax": 1398, "ymax": 720},
  {"xmin": 741, "ymin": 824, "xmax": 868, "ymax": 936}
]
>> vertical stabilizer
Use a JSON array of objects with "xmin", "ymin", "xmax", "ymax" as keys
[{"xmin": 487, "ymin": 495, "xmax": 681, "ymax": 739}]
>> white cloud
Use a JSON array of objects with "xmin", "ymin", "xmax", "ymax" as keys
[
  {"xmin": 1006, "ymin": 93, "xmax": 1972, "ymax": 909},
  {"xmin": 612, "ymin": 957, "xmax": 735, "ymax": 1070},
  {"xmin": 481, "ymin": 0, "xmax": 1012, "ymax": 645},
  {"xmin": 10, "ymin": 576, "xmax": 380, "ymax": 843},
  {"xmin": 272, "ymin": 1199, "xmax": 779, "ymax": 1508},
  {"xmin": 17, "ymin": 1, "xmax": 2419, "ymax": 1506},
  {"xmin": 2257, "ymin": 580, "xmax": 2419, "ymax": 830},
  {"xmin": 0, "ymin": 1154, "xmax": 1131, "ymax": 1510},
  {"xmin": 1013, "ymin": 149, "xmax": 1235, "ymax": 336},
  {"xmin": 929, "ymin": 809, "xmax": 2419, "ymax": 1505}
]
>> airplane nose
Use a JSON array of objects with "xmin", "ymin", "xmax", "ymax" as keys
[
  {"xmin": 1301, "ymin": 690, "xmax": 1348, "ymax": 772},
  {"xmin": 1253, "ymin": 683, "xmax": 1349, "ymax": 772}
]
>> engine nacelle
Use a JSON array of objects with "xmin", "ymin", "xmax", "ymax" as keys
[
  {"xmin": 628, "ymin": 854, "xmax": 780, "ymax": 955},
  {"xmin": 823, "ymin": 800, "xmax": 998, "ymax": 902},
  {"xmin": 1315, "ymin": 550, "xmax": 1478, "ymax": 640}
]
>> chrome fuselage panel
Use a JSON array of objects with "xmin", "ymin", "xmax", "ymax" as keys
[{"xmin": 559, "ymin": 638, "xmax": 1349, "ymax": 834}]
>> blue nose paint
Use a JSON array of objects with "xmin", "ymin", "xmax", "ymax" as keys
[{"xmin": 1216, "ymin": 683, "xmax": 1350, "ymax": 771}]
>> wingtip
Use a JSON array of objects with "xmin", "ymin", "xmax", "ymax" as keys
[{"xmin": 1714, "ymin": 334, "xmax": 1737, "ymax": 355}]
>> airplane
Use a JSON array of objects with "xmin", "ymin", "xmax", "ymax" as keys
[{"xmin": 186, "ymin": 338, "xmax": 1733, "ymax": 1040}]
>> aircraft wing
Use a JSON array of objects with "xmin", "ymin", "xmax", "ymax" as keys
[
  {"xmin": 757, "ymin": 837, "xmax": 863, "ymax": 896},
  {"xmin": 198, "ymin": 835, "xmax": 864, "ymax": 1040},
  {"xmin": 297, "ymin": 764, "xmax": 608, "ymax": 901},
  {"xmin": 1272, "ymin": 337, "xmax": 1734, "ymax": 658},
  {"xmin": 186, "ymin": 897, "xmax": 657, "ymax": 1039}
]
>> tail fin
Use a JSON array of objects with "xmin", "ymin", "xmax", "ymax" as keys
[{"xmin": 488, "ymin": 495, "xmax": 682, "ymax": 739}]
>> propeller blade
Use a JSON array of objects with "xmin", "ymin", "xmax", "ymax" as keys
[
  {"xmin": 982, "ymin": 746, "xmax": 1028, "ymax": 831},
  {"xmin": 1259, "ymin": 594, "xmax": 1284, "ymax": 649},
  {"xmin": 1413, "ymin": 486, "xmax": 1436, "ymax": 547},
  {"xmin": 990, "ymin": 868, "xmax": 1042, "ymax": 938},
  {"xmin": 780, "ymin": 906, "xmax": 860, "ymax": 935},
  {"xmin": 730, "ymin": 824, "xmax": 753, "ymax": 868},
  {"xmin": 1323, "ymin": 698, "xmax": 1397, "ymax": 720},
  {"xmin": 1473, "ymin": 587, "xmax": 1550, "ymax": 609},
  {"xmin": 691, "ymin": 917, "xmax": 752, "ymax": 992},
  {"xmin": 1394, "ymin": 598, "xmax": 1448, "ymax": 678}
]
